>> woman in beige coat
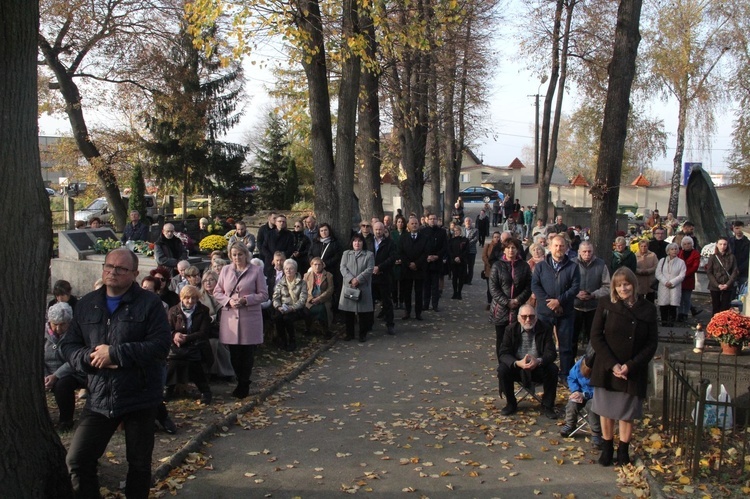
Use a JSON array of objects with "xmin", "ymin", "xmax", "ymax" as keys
[
  {"xmin": 635, "ymin": 239, "xmax": 658, "ymax": 302},
  {"xmin": 304, "ymin": 257, "xmax": 335, "ymax": 337},
  {"xmin": 214, "ymin": 241, "xmax": 268, "ymax": 398},
  {"xmin": 272, "ymin": 259, "xmax": 307, "ymax": 351}
]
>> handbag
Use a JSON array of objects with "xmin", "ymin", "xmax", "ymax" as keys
[{"xmin": 343, "ymin": 286, "xmax": 361, "ymax": 301}]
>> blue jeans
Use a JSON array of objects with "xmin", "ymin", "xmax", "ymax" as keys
[
  {"xmin": 67, "ymin": 406, "xmax": 157, "ymax": 498},
  {"xmin": 679, "ymin": 289, "xmax": 693, "ymax": 316},
  {"xmin": 538, "ymin": 313, "xmax": 575, "ymax": 376}
]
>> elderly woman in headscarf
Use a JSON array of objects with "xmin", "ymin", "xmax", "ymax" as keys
[{"xmin": 45, "ymin": 302, "xmax": 86, "ymax": 431}]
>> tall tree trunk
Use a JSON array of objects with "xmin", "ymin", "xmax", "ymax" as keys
[
  {"xmin": 296, "ymin": 1, "xmax": 338, "ymax": 239},
  {"xmin": 1, "ymin": 0, "xmax": 72, "ymax": 495},
  {"xmin": 37, "ymin": 38, "xmax": 127, "ymax": 230},
  {"xmin": 428, "ymin": 48, "xmax": 442, "ymax": 217},
  {"xmin": 590, "ymin": 0, "xmax": 643, "ymax": 269},
  {"xmin": 392, "ymin": 0, "xmax": 429, "ymax": 218},
  {"xmin": 334, "ymin": 0, "xmax": 361, "ymax": 237},
  {"xmin": 357, "ymin": 4, "xmax": 384, "ymax": 221},
  {"xmin": 668, "ymin": 92, "xmax": 688, "ymax": 216},
  {"xmin": 536, "ymin": 0, "xmax": 565, "ymax": 223},
  {"xmin": 443, "ymin": 43, "xmax": 458, "ymax": 223},
  {"xmin": 543, "ymin": 0, "xmax": 576, "ymax": 205}
]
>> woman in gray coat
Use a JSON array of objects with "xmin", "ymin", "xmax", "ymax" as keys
[{"xmin": 339, "ymin": 233, "xmax": 375, "ymax": 342}]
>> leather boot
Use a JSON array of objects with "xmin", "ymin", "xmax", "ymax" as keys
[
  {"xmin": 616, "ymin": 440, "xmax": 630, "ymax": 466},
  {"xmin": 598, "ymin": 439, "xmax": 614, "ymax": 466},
  {"xmin": 232, "ymin": 382, "xmax": 250, "ymax": 399}
]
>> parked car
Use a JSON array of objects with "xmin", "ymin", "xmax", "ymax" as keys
[
  {"xmin": 173, "ymin": 197, "xmax": 211, "ymax": 219},
  {"xmin": 74, "ymin": 194, "xmax": 157, "ymax": 224},
  {"xmin": 45, "ymin": 187, "xmax": 55, "ymax": 197},
  {"xmin": 458, "ymin": 186, "xmax": 503, "ymax": 203}
]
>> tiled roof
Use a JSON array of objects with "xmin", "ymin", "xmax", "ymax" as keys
[
  {"xmin": 631, "ymin": 174, "xmax": 651, "ymax": 187},
  {"xmin": 570, "ymin": 174, "xmax": 589, "ymax": 187}
]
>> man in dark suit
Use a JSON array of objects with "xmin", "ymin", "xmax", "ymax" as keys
[
  {"xmin": 372, "ymin": 222, "xmax": 397, "ymax": 334},
  {"xmin": 261, "ymin": 214, "xmax": 295, "ymax": 268},
  {"xmin": 420, "ymin": 213, "xmax": 447, "ymax": 312},
  {"xmin": 399, "ymin": 216, "xmax": 429, "ymax": 321}
]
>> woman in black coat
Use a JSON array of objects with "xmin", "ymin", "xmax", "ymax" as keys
[
  {"xmin": 589, "ymin": 267, "xmax": 658, "ymax": 467},
  {"xmin": 489, "ymin": 238, "xmax": 532, "ymax": 361},
  {"xmin": 165, "ymin": 285, "xmax": 213, "ymax": 405},
  {"xmin": 447, "ymin": 225, "xmax": 469, "ymax": 299},
  {"xmin": 309, "ymin": 223, "xmax": 343, "ymax": 306}
]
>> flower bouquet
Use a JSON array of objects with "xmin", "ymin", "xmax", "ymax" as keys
[
  {"xmin": 199, "ymin": 235, "xmax": 228, "ymax": 253},
  {"xmin": 705, "ymin": 310, "xmax": 750, "ymax": 354},
  {"xmin": 93, "ymin": 238, "xmax": 122, "ymax": 254},
  {"xmin": 130, "ymin": 240, "xmax": 154, "ymax": 257}
]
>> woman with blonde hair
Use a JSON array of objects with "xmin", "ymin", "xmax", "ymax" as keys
[
  {"xmin": 214, "ymin": 241, "xmax": 268, "ymax": 398},
  {"xmin": 590, "ymin": 267, "xmax": 658, "ymax": 466}
]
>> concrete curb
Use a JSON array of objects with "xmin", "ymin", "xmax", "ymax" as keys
[
  {"xmin": 152, "ymin": 335, "xmax": 340, "ymax": 483},
  {"xmin": 635, "ymin": 456, "xmax": 666, "ymax": 499}
]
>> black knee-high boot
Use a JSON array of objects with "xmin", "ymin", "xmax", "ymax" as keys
[
  {"xmin": 616, "ymin": 440, "xmax": 630, "ymax": 466},
  {"xmin": 598, "ymin": 439, "xmax": 614, "ymax": 466}
]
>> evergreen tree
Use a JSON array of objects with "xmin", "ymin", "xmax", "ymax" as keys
[
  {"xmin": 254, "ymin": 112, "xmax": 296, "ymax": 210},
  {"xmin": 141, "ymin": 14, "xmax": 247, "ymax": 217},
  {"xmin": 128, "ymin": 163, "xmax": 147, "ymax": 221},
  {"xmin": 283, "ymin": 157, "xmax": 299, "ymax": 209}
]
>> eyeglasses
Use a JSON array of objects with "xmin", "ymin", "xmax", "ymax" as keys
[
  {"xmin": 294, "ymin": 225, "xmax": 302, "ymax": 229},
  {"xmin": 361, "ymin": 224, "xmax": 371, "ymax": 228},
  {"xmin": 519, "ymin": 314, "xmax": 536, "ymax": 321},
  {"xmin": 164, "ymin": 230, "xmax": 174, "ymax": 234},
  {"xmin": 102, "ymin": 263, "xmax": 133, "ymax": 275}
]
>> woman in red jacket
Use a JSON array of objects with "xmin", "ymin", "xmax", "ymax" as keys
[{"xmin": 678, "ymin": 236, "xmax": 701, "ymax": 322}]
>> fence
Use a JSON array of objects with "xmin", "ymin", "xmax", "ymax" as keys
[{"xmin": 661, "ymin": 348, "xmax": 750, "ymax": 479}]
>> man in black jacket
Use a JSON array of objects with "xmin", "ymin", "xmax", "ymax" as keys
[
  {"xmin": 261, "ymin": 214, "xmax": 295, "ymax": 268},
  {"xmin": 730, "ymin": 221, "xmax": 749, "ymax": 289},
  {"xmin": 420, "ymin": 213, "xmax": 447, "ymax": 312},
  {"xmin": 121, "ymin": 210, "xmax": 149, "ymax": 243},
  {"xmin": 61, "ymin": 248, "xmax": 171, "ymax": 498},
  {"xmin": 497, "ymin": 304, "xmax": 558, "ymax": 419},
  {"xmin": 648, "ymin": 226, "xmax": 668, "ymax": 260},
  {"xmin": 372, "ymin": 222, "xmax": 397, "ymax": 334},
  {"xmin": 400, "ymin": 216, "xmax": 429, "ymax": 320}
]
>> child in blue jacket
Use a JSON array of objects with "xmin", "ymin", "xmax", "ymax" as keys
[{"xmin": 560, "ymin": 346, "xmax": 603, "ymax": 447}]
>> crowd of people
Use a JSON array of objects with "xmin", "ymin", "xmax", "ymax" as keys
[{"xmin": 44, "ymin": 205, "xmax": 750, "ymax": 494}]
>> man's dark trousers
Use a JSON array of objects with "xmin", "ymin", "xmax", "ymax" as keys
[
  {"xmin": 374, "ymin": 277, "xmax": 394, "ymax": 327},
  {"xmin": 422, "ymin": 267, "xmax": 442, "ymax": 310},
  {"xmin": 573, "ymin": 308, "xmax": 596, "ymax": 359},
  {"xmin": 538, "ymin": 313, "xmax": 575, "ymax": 376},
  {"xmin": 497, "ymin": 362, "xmax": 559, "ymax": 409},
  {"xmin": 401, "ymin": 278, "xmax": 423, "ymax": 318},
  {"xmin": 67, "ymin": 406, "xmax": 157, "ymax": 499}
]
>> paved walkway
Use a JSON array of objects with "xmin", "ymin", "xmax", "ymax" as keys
[{"xmin": 176, "ymin": 274, "xmax": 629, "ymax": 498}]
